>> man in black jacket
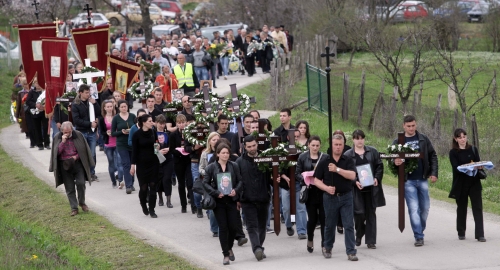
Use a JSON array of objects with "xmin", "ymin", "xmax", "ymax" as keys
[
  {"xmin": 393, "ymin": 115, "xmax": 438, "ymax": 247},
  {"xmin": 72, "ymin": 84, "xmax": 101, "ymax": 180},
  {"xmin": 273, "ymin": 108, "xmax": 294, "ymax": 143},
  {"xmin": 236, "ymin": 135, "xmax": 272, "ymax": 261}
]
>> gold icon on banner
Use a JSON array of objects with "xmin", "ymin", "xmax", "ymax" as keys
[
  {"xmin": 86, "ymin": 44, "xmax": 98, "ymax": 62},
  {"xmin": 116, "ymin": 69, "xmax": 128, "ymax": 94}
]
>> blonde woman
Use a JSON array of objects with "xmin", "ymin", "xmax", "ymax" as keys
[{"xmin": 199, "ymin": 132, "xmax": 221, "ymax": 237}]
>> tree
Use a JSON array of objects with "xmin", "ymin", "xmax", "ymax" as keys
[
  {"xmin": 1, "ymin": 0, "xmax": 75, "ymax": 24},
  {"xmin": 101, "ymin": 0, "xmax": 153, "ymax": 42},
  {"xmin": 360, "ymin": 23, "xmax": 436, "ymax": 111}
]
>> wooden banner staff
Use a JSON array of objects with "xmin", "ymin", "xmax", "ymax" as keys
[{"xmin": 379, "ymin": 132, "xmax": 422, "ymax": 232}]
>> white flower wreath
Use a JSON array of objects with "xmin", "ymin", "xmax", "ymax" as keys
[
  {"xmin": 182, "ymin": 121, "xmax": 209, "ymax": 147},
  {"xmin": 128, "ymin": 80, "xmax": 154, "ymax": 99},
  {"xmin": 192, "ymin": 96, "xmax": 220, "ymax": 123},
  {"xmin": 220, "ymin": 94, "xmax": 251, "ymax": 119}
]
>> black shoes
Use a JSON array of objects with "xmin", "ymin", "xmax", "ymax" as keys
[
  {"xmin": 237, "ymin": 237, "xmax": 248, "ymax": 246},
  {"xmin": 228, "ymin": 250, "xmax": 235, "ymax": 261},
  {"xmin": 141, "ymin": 204, "xmax": 149, "ymax": 216},
  {"xmin": 166, "ymin": 196, "xmax": 173, "ymax": 208},
  {"xmin": 322, "ymin": 247, "xmax": 332, "ymax": 259},
  {"xmin": 478, "ymin": 237, "xmax": 486, "ymax": 242},
  {"xmin": 197, "ymin": 208, "xmax": 203, "ymax": 218},
  {"xmin": 254, "ymin": 247, "xmax": 264, "ymax": 261},
  {"xmin": 126, "ymin": 188, "xmax": 132, "ymax": 194},
  {"xmin": 287, "ymin": 227, "xmax": 295, "ymax": 236},
  {"xmin": 158, "ymin": 197, "xmax": 164, "ymax": 206},
  {"xmin": 223, "ymin": 256, "xmax": 230, "ymax": 265},
  {"xmin": 337, "ymin": 226, "xmax": 344, "ymax": 234},
  {"xmin": 191, "ymin": 206, "xmax": 196, "ymax": 214},
  {"xmin": 367, "ymin": 244, "xmax": 376, "ymax": 249},
  {"xmin": 356, "ymin": 238, "xmax": 361, "ymax": 246},
  {"xmin": 414, "ymin": 239, "xmax": 424, "ymax": 247},
  {"xmin": 38, "ymin": 146, "xmax": 44, "ymax": 150},
  {"xmin": 213, "ymin": 232, "xmax": 219, "ymax": 237},
  {"xmin": 150, "ymin": 211, "xmax": 157, "ymax": 218},
  {"xmin": 459, "ymin": 235, "xmax": 466, "ymax": 240},
  {"xmin": 307, "ymin": 241, "xmax": 314, "ymax": 253},
  {"xmin": 347, "ymin": 254, "xmax": 359, "ymax": 261},
  {"xmin": 181, "ymin": 206, "xmax": 187, "ymax": 213}
]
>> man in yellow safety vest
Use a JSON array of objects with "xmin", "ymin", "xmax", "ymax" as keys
[{"xmin": 173, "ymin": 53, "xmax": 200, "ymax": 97}]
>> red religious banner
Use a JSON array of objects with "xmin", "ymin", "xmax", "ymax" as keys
[
  {"xmin": 71, "ymin": 25, "xmax": 110, "ymax": 92},
  {"xmin": 15, "ymin": 23, "xmax": 57, "ymax": 88},
  {"xmin": 41, "ymin": 37, "xmax": 69, "ymax": 116},
  {"xmin": 108, "ymin": 55, "xmax": 142, "ymax": 96}
]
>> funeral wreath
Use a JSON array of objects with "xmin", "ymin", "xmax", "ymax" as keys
[{"xmin": 386, "ymin": 144, "xmax": 419, "ymax": 176}]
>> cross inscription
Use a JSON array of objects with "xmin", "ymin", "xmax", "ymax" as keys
[{"xmin": 379, "ymin": 132, "xmax": 422, "ymax": 232}]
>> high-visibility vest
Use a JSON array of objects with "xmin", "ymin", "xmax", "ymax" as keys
[{"xmin": 173, "ymin": 63, "xmax": 195, "ymax": 87}]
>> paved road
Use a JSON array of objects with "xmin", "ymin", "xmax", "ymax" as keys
[{"xmin": 2, "ymin": 71, "xmax": 500, "ymax": 269}]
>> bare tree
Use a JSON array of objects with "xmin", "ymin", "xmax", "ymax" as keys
[
  {"xmin": 360, "ymin": 23, "xmax": 436, "ymax": 111},
  {"xmin": 101, "ymin": 0, "xmax": 153, "ymax": 42},
  {"xmin": 432, "ymin": 48, "xmax": 496, "ymax": 127},
  {"xmin": 1, "ymin": 0, "xmax": 74, "ymax": 24},
  {"xmin": 484, "ymin": 5, "xmax": 500, "ymax": 52}
]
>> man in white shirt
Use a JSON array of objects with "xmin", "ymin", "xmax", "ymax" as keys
[{"xmin": 163, "ymin": 40, "xmax": 179, "ymax": 66}]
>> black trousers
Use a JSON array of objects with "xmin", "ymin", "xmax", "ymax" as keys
[
  {"xmin": 138, "ymin": 167, "xmax": 158, "ymax": 213},
  {"xmin": 354, "ymin": 191, "xmax": 377, "ymax": 244},
  {"xmin": 245, "ymin": 57, "xmax": 255, "ymax": 75},
  {"xmin": 214, "ymin": 198, "xmax": 239, "ymax": 256},
  {"xmin": 241, "ymin": 202, "xmax": 269, "ymax": 253},
  {"xmin": 456, "ymin": 179, "xmax": 484, "ymax": 239},
  {"xmin": 33, "ymin": 115, "xmax": 50, "ymax": 147},
  {"xmin": 159, "ymin": 158, "xmax": 174, "ymax": 196},
  {"xmin": 59, "ymin": 160, "xmax": 86, "ymax": 210},
  {"xmin": 261, "ymin": 58, "xmax": 270, "ymax": 73},
  {"xmin": 305, "ymin": 200, "xmax": 325, "ymax": 246},
  {"xmin": 25, "ymin": 112, "xmax": 36, "ymax": 147},
  {"xmin": 174, "ymin": 159, "xmax": 193, "ymax": 208}
]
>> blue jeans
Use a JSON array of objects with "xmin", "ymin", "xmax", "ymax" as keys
[
  {"xmin": 208, "ymin": 210, "xmax": 219, "ymax": 233},
  {"xmin": 405, "ymin": 179, "xmax": 430, "ymax": 240},
  {"xmin": 281, "ymin": 183, "xmax": 307, "ymax": 235},
  {"xmin": 118, "ymin": 149, "xmax": 134, "ymax": 189},
  {"xmin": 50, "ymin": 118, "xmax": 58, "ymax": 139},
  {"xmin": 323, "ymin": 192, "xmax": 356, "ymax": 255},
  {"xmin": 81, "ymin": 131, "xmax": 96, "ymax": 175},
  {"xmin": 104, "ymin": 146, "xmax": 123, "ymax": 185},
  {"xmin": 194, "ymin": 66, "xmax": 209, "ymax": 81},
  {"xmin": 220, "ymin": 56, "xmax": 229, "ymax": 76},
  {"xmin": 97, "ymin": 127, "xmax": 104, "ymax": 148},
  {"xmin": 191, "ymin": 163, "xmax": 202, "ymax": 209}
]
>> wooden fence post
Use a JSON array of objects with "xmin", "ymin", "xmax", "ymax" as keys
[
  {"xmin": 432, "ymin": 94, "xmax": 442, "ymax": 139},
  {"xmin": 390, "ymin": 86, "xmax": 398, "ymax": 135},
  {"xmin": 491, "ymin": 70, "xmax": 497, "ymax": 106},
  {"xmin": 368, "ymin": 81, "xmax": 385, "ymax": 131},
  {"xmin": 471, "ymin": 114, "xmax": 479, "ymax": 148},
  {"xmin": 357, "ymin": 70, "xmax": 365, "ymax": 126},
  {"xmin": 342, "ymin": 73, "xmax": 349, "ymax": 121}
]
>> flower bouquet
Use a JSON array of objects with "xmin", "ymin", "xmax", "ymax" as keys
[{"xmin": 207, "ymin": 43, "xmax": 225, "ymax": 59}]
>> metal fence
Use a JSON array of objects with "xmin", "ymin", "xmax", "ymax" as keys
[{"xmin": 306, "ymin": 63, "xmax": 344, "ymax": 116}]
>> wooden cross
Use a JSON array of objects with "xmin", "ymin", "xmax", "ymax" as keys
[
  {"xmin": 285, "ymin": 129, "xmax": 302, "ymax": 221},
  {"xmin": 201, "ymin": 84, "xmax": 216, "ymax": 132},
  {"xmin": 32, "ymin": 0, "xmax": 40, "ymax": 24},
  {"xmin": 73, "ymin": 59, "xmax": 104, "ymax": 85},
  {"xmin": 53, "ymin": 17, "xmax": 63, "ymax": 36},
  {"xmin": 83, "ymin": 4, "xmax": 93, "ymax": 25},
  {"xmin": 256, "ymin": 119, "xmax": 270, "ymax": 151},
  {"xmin": 120, "ymin": 34, "xmax": 129, "ymax": 60},
  {"xmin": 320, "ymin": 46, "xmax": 336, "ymax": 155},
  {"xmin": 187, "ymin": 123, "xmax": 210, "ymax": 150},
  {"xmin": 379, "ymin": 132, "xmax": 422, "ymax": 232},
  {"xmin": 253, "ymin": 136, "xmax": 286, "ymax": 236}
]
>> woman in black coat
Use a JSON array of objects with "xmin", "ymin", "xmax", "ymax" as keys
[
  {"xmin": 295, "ymin": 136, "xmax": 329, "ymax": 253},
  {"xmin": 130, "ymin": 114, "xmax": 160, "ymax": 218},
  {"xmin": 203, "ymin": 143, "xmax": 243, "ymax": 265},
  {"xmin": 449, "ymin": 128, "xmax": 486, "ymax": 242},
  {"xmin": 344, "ymin": 130, "xmax": 385, "ymax": 249}
]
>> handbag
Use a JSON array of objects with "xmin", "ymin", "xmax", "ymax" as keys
[
  {"xmin": 471, "ymin": 147, "xmax": 487, "ymax": 179},
  {"xmin": 299, "ymin": 153, "xmax": 323, "ymax": 204},
  {"xmin": 201, "ymin": 191, "xmax": 216, "ymax": 210}
]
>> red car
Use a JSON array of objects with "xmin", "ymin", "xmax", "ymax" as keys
[
  {"xmin": 392, "ymin": 1, "xmax": 429, "ymax": 22},
  {"xmin": 151, "ymin": 0, "xmax": 183, "ymax": 15}
]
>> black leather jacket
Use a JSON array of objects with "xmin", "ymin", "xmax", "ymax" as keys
[
  {"xmin": 392, "ymin": 131, "xmax": 438, "ymax": 179},
  {"xmin": 71, "ymin": 98, "xmax": 101, "ymax": 133},
  {"xmin": 203, "ymin": 161, "xmax": 243, "ymax": 201},
  {"xmin": 344, "ymin": 145, "xmax": 386, "ymax": 211},
  {"xmin": 236, "ymin": 153, "xmax": 272, "ymax": 203}
]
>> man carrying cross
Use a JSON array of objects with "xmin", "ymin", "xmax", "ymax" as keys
[{"xmin": 393, "ymin": 115, "xmax": 438, "ymax": 247}]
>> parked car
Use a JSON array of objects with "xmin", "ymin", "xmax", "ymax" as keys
[
  {"xmin": 200, "ymin": 23, "xmax": 248, "ymax": 41},
  {"xmin": 152, "ymin": 0, "xmax": 183, "ymax": 15},
  {"xmin": 391, "ymin": 1, "xmax": 429, "ymax": 23},
  {"xmin": 114, "ymin": 36, "xmax": 145, "ymax": 51},
  {"xmin": 152, "ymin": 24, "xmax": 181, "ymax": 37},
  {"xmin": 433, "ymin": 0, "xmax": 477, "ymax": 18},
  {"xmin": 0, "ymin": 35, "xmax": 19, "ymax": 59},
  {"xmin": 467, "ymin": 1, "xmax": 491, "ymax": 22},
  {"xmin": 70, "ymin": 12, "xmax": 109, "ymax": 27},
  {"xmin": 105, "ymin": 3, "xmax": 163, "ymax": 26}
]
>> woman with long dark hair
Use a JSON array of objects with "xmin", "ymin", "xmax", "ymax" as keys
[
  {"xmin": 296, "ymin": 136, "xmax": 329, "ymax": 253},
  {"xmin": 295, "ymin": 120, "xmax": 311, "ymax": 147},
  {"xmin": 130, "ymin": 114, "xmax": 160, "ymax": 218},
  {"xmin": 449, "ymin": 128, "xmax": 486, "ymax": 242},
  {"xmin": 203, "ymin": 143, "xmax": 243, "ymax": 265}
]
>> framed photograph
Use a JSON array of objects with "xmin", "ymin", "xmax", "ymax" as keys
[
  {"xmin": 32, "ymin": 40, "xmax": 43, "ymax": 61},
  {"xmin": 86, "ymin": 44, "xmax": 98, "ymax": 62},
  {"xmin": 199, "ymin": 80, "xmax": 212, "ymax": 90},
  {"xmin": 356, "ymin": 164, "xmax": 374, "ymax": 188},
  {"xmin": 50, "ymin": 56, "xmax": 61, "ymax": 77},
  {"xmin": 115, "ymin": 69, "xmax": 128, "ymax": 94},
  {"xmin": 217, "ymin": 172, "xmax": 232, "ymax": 195},
  {"xmin": 65, "ymin": 82, "xmax": 78, "ymax": 93},
  {"xmin": 171, "ymin": 89, "xmax": 184, "ymax": 102},
  {"xmin": 89, "ymin": 83, "xmax": 99, "ymax": 100},
  {"xmin": 157, "ymin": 132, "xmax": 167, "ymax": 144}
]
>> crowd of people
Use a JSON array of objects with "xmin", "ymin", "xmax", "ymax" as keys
[{"xmin": 10, "ymin": 20, "xmax": 487, "ymax": 266}]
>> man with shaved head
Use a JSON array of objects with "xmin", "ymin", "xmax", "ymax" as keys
[{"xmin": 173, "ymin": 53, "xmax": 199, "ymax": 97}]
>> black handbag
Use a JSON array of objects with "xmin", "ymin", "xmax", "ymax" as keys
[
  {"xmin": 299, "ymin": 186, "xmax": 309, "ymax": 204},
  {"xmin": 201, "ymin": 191, "xmax": 216, "ymax": 210},
  {"xmin": 471, "ymin": 147, "xmax": 487, "ymax": 179}
]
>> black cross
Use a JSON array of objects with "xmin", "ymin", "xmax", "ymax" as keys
[
  {"xmin": 320, "ymin": 47, "xmax": 336, "ymax": 156},
  {"xmin": 31, "ymin": 0, "xmax": 40, "ymax": 23},
  {"xmin": 83, "ymin": 4, "xmax": 93, "ymax": 24}
]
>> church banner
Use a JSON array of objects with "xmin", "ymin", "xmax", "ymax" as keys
[
  {"xmin": 41, "ymin": 37, "xmax": 69, "ymax": 116},
  {"xmin": 108, "ymin": 55, "xmax": 142, "ymax": 96},
  {"xmin": 71, "ymin": 25, "xmax": 110, "ymax": 92},
  {"xmin": 15, "ymin": 23, "xmax": 57, "ymax": 88}
]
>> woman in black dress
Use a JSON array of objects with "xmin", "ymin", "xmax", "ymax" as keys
[
  {"xmin": 203, "ymin": 143, "xmax": 243, "ymax": 265},
  {"xmin": 449, "ymin": 128, "xmax": 486, "ymax": 242},
  {"xmin": 130, "ymin": 114, "xmax": 160, "ymax": 218}
]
